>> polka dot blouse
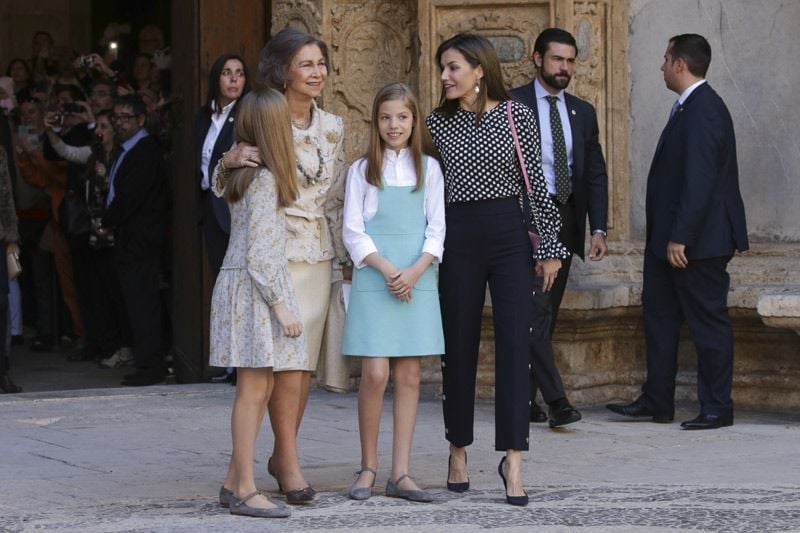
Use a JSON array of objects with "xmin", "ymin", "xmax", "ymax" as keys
[{"xmin": 426, "ymin": 100, "xmax": 570, "ymax": 260}]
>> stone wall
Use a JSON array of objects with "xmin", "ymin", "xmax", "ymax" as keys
[{"xmin": 628, "ymin": 0, "xmax": 800, "ymax": 242}]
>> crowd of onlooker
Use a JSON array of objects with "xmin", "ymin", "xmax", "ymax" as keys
[{"xmin": 0, "ymin": 23, "xmax": 174, "ymax": 392}]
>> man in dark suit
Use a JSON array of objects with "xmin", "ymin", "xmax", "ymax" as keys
[
  {"xmin": 102, "ymin": 94, "xmax": 168, "ymax": 386},
  {"xmin": 607, "ymin": 34, "xmax": 748, "ymax": 430},
  {"xmin": 511, "ymin": 28, "xmax": 609, "ymax": 428}
]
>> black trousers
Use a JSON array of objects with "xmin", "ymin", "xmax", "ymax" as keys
[
  {"xmin": 440, "ymin": 198, "xmax": 533, "ymax": 451},
  {"xmin": 201, "ymin": 191, "xmax": 229, "ymax": 281},
  {"xmin": 116, "ymin": 257, "xmax": 163, "ymax": 371},
  {"xmin": 529, "ymin": 198, "xmax": 576, "ymax": 403},
  {"xmin": 71, "ymin": 241, "xmax": 130, "ymax": 357},
  {"xmin": 641, "ymin": 248, "xmax": 734, "ymax": 417}
]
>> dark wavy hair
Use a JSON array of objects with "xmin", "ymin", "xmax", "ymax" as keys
[
  {"xmin": 258, "ymin": 27, "xmax": 330, "ymax": 91},
  {"xmin": 533, "ymin": 28, "xmax": 577, "ymax": 57},
  {"xmin": 434, "ymin": 33, "xmax": 509, "ymax": 127},
  {"xmin": 207, "ymin": 53, "xmax": 250, "ymax": 110}
]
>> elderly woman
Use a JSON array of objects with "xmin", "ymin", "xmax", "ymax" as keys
[
  {"xmin": 215, "ymin": 27, "xmax": 348, "ymax": 504},
  {"xmin": 426, "ymin": 33, "xmax": 568, "ymax": 506}
]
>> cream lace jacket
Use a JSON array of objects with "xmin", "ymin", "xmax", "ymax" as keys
[{"xmin": 212, "ymin": 101, "xmax": 348, "ymax": 267}]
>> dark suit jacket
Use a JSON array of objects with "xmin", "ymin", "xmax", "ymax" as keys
[
  {"xmin": 511, "ymin": 83, "xmax": 608, "ymax": 260},
  {"xmin": 102, "ymin": 134, "xmax": 167, "ymax": 264},
  {"xmin": 194, "ymin": 100, "xmax": 238, "ymax": 234},
  {"xmin": 645, "ymin": 82, "xmax": 748, "ymax": 260}
]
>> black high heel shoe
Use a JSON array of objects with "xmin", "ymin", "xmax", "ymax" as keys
[
  {"xmin": 498, "ymin": 456, "xmax": 528, "ymax": 506},
  {"xmin": 447, "ymin": 451, "xmax": 470, "ymax": 492}
]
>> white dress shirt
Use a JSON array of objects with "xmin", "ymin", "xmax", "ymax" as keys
[
  {"xmin": 200, "ymin": 99, "xmax": 235, "ymax": 190},
  {"xmin": 677, "ymin": 79, "xmax": 707, "ymax": 106},
  {"xmin": 343, "ymin": 148, "xmax": 445, "ymax": 269},
  {"xmin": 534, "ymin": 78, "xmax": 574, "ymax": 195}
]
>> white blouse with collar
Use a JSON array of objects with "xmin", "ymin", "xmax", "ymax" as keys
[{"xmin": 343, "ymin": 148, "xmax": 445, "ymax": 269}]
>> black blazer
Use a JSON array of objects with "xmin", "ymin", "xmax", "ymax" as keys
[
  {"xmin": 645, "ymin": 82, "xmax": 748, "ymax": 260},
  {"xmin": 510, "ymin": 83, "xmax": 608, "ymax": 260},
  {"xmin": 103, "ymin": 134, "xmax": 167, "ymax": 264},
  {"xmin": 194, "ymin": 100, "xmax": 239, "ymax": 235}
]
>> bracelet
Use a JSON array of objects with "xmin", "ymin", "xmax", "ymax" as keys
[
  {"xmin": 339, "ymin": 259, "xmax": 354, "ymax": 268},
  {"xmin": 218, "ymin": 151, "xmax": 230, "ymax": 175}
]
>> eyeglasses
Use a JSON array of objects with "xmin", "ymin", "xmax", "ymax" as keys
[{"xmin": 111, "ymin": 114, "xmax": 136, "ymax": 123}]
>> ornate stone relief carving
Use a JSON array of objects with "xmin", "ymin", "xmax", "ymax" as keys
[
  {"xmin": 272, "ymin": 0, "xmax": 323, "ymax": 35},
  {"xmin": 432, "ymin": 7, "xmax": 550, "ymax": 93},
  {"xmin": 327, "ymin": 1, "xmax": 415, "ymax": 161},
  {"xmin": 571, "ymin": 2, "xmax": 606, "ymax": 121}
]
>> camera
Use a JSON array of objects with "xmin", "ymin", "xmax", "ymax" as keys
[{"xmin": 78, "ymin": 55, "xmax": 94, "ymax": 68}]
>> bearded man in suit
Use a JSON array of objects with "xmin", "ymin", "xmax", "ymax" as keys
[
  {"xmin": 511, "ymin": 28, "xmax": 609, "ymax": 428},
  {"xmin": 606, "ymin": 34, "xmax": 748, "ymax": 429}
]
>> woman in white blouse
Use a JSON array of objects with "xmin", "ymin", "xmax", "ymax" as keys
[{"xmin": 217, "ymin": 28, "xmax": 348, "ymax": 504}]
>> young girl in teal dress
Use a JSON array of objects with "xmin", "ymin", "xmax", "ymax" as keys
[{"xmin": 342, "ymin": 83, "xmax": 445, "ymax": 502}]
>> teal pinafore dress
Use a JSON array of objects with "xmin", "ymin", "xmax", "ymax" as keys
[{"xmin": 342, "ymin": 158, "xmax": 444, "ymax": 357}]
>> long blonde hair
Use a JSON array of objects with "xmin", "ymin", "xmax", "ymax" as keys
[
  {"xmin": 365, "ymin": 83, "xmax": 433, "ymax": 191},
  {"xmin": 224, "ymin": 88, "xmax": 298, "ymax": 207}
]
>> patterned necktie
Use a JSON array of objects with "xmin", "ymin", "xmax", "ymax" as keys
[{"xmin": 546, "ymin": 95, "xmax": 571, "ymax": 204}]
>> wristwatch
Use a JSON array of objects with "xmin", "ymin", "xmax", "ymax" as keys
[{"xmin": 592, "ymin": 229, "xmax": 607, "ymax": 238}]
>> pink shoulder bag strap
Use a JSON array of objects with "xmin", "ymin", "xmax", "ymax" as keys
[{"xmin": 506, "ymin": 100, "xmax": 541, "ymax": 252}]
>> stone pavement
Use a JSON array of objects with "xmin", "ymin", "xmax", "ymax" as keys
[{"xmin": 1, "ymin": 384, "xmax": 799, "ymax": 532}]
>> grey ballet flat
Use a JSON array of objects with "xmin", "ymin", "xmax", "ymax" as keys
[
  {"xmin": 219, "ymin": 485, "xmax": 234, "ymax": 508},
  {"xmin": 385, "ymin": 474, "xmax": 434, "ymax": 503},
  {"xmin": 229, "ymin": 491, "xmax": 291, "ymax": 518},
  {"xmin": 348, "ymin": 467, "xmax": 377, "ymax": 500}
]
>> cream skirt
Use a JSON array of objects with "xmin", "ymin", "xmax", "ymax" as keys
[{"xmin": 282, "ymin": 260, "xmax": 332, "ymax": 372}]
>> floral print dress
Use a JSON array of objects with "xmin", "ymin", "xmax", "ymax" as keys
[{"xmin": 209, "ymin": 168, "xmax": 307, "ymax": 369}]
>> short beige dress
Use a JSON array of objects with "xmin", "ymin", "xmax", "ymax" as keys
[{"xmin": 209, "ymin": 168, "xmax": 307, "ymax": 369}]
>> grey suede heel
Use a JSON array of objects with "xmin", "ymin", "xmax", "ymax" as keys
[
  {"xmin": 348, "ymin": 467, "xmax": 377, "ymax": 500},
  {"xmin": 385, "ymin": 474, "xmax": 434, "ymax": 503},
  {"xmin": 229, "ymin": 491, "xmax": 291, "ymax": 518},
  {"xmin": 219, "ymin": 486, "xmax": 234, "ymax": 508}
]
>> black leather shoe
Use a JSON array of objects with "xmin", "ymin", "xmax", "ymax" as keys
[
  {"xmin": 0, "ymin": 374, "xmax": 22, "ymax": 394},
  {"xmin": 681, "ymin": 413, "xmax": 733, "ymax": 430},
  {"xmin": 547, "ymin": 398, "xmax": 582, "ymax": 428},
  {"xmin": 529, "ymin": 401, "xmax": 548, "ymax": 423},
  {"xmin": 606, "ymin": 399, "xmax": 673, "ymax": 423}
]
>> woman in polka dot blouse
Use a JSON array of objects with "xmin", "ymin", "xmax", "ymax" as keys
[{"xmin": 426, "ymin": 33, "xmax": 570, "ymax": 507}]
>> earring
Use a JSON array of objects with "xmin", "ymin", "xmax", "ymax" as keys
[{"xmin": 475, "ymin": 79, "xmax": 481, "ymax": 94}]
